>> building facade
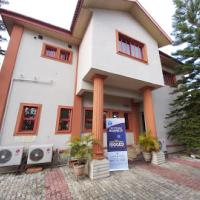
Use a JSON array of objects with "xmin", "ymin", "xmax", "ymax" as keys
[{"xmin": 0, "ymin": 0, "xmax": 182, "ymax": 156}]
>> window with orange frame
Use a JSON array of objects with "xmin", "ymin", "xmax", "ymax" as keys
[
  {"xmin": 41, "ymin": 43, "xmax": 73, "ymax": 64},
  {"xmin": 83, "ymin": 108, "xmax": 132, "ymax": 132},
  {"xmin": 163, "ymin": 70, "xmax": 176, "ymax": 86},
  {"xmin": 14, "ymin": 103, "xmax": 42, "ymax": 135},
  {"xmin": 116, "ymin": 31, "xmax": 148, "ymax": 63},
  {"xmin": 55, "ymin": 106, "xmax": 73, "ymax": 134}
]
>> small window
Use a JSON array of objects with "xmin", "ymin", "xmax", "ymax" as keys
[
  {"xmin": 83, "ymin": 108, "xmax": 132, "ymax": 131},
  {"xmin": 55, "ymin": 106, "xmax": 72, "ymax": 134},
  {"xmin": 84, "ymin": 109, "xmax": 93, "ymax": 130},
  {"xmin": 116, "ymin": 31, "xmax": 147, "ymax": 63},
  {"xmin": 163, "ymin": 70, "xmax": 176, "ymax": 86},
  {"xmin": 84, "ymin": 109, "xmax": 109, "ymax": 130},
  {"xmin": 42, "ymin": 43, "xmax": 72, "ymax": 64},
  {"xmin": 14, "ymin": 103, "xmax": 42, "ymax": 135}
]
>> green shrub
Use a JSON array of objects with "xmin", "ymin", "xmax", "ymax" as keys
[
  {"xmin": 139, "ymin": 130, "xmax": 160, "ymax": 152},
  {"xmin": 70, "ymin": 133, "xmax": 95, "ymax": 165}
]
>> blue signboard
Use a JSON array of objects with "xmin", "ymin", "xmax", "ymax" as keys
[{"xmin": 106, "ymin": 118, "xmax": 128, "ymax": 171}]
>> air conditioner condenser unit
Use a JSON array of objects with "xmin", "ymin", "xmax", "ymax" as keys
[
  {"xmin": 0, "ymin": 146, "xmax": 24, "ymax": 167},
  {"xmin": 27, "ymin": 144, "xmax": 53, "ymax": 165}
]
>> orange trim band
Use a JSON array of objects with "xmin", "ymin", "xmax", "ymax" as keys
[{"xmin": 0, "ymin": 25, "xmax": 24, "ymax": 130}]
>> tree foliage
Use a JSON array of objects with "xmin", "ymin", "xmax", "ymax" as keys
[
  {"xmin": 0, "ymin": 0, "xmax": 9, "ymax": 55},
  {"xmin": 166, "ymin": 0, "xmax": 200, "ymax": 153}
]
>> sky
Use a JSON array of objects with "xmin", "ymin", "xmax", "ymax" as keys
[{"xmin": 0, "ymin": 0, "xmax": 176, "ymax": 65}]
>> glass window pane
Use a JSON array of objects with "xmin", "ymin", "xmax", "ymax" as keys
[
  {"xmin": 135, "ymin": 46, "xmax": 139, "ymax": 58},
  {"xmin": 58, "ymin": 120, "xmax": 69, "ymax": 131},
  {"xmin": 125, "ymin": 43, "xmax": 130, "ymax": 55},
  {"xmin": 60, "ymin": 108, "xmax": 70, "ymax": 119},
  {"xmin": 60, "ymin": 50, "xmax": 69, "ymax": 61},
  {"xmin": 45, "ymin": 46, "xmax": 56, "ymax": 57},
  {"xmin": 118, "ymin": 40, "xmax": 123, "ymax": 52},
  {"xmin": 58, "ymin": 108, "xmax": 71, "ymax": 131},
  {"xmin": 130, "ymin": 44, "xmax": 136, "ymax": 57},
  {"xmin": 118, "ymin": 33, "xmax": 145, "ymax": 60},
  {"xmin": 138, "ymin": 47, "xmax": 142, "ymax": 59},
  {"xmin": 22, "ymin": 120, "xmax": 35, "ymax": 131},
  {"xmin": 85, "ymin": 110, "xmax": 93, "ymax": 129},
  {"xmin": 121, "ymin": 40, "xmax": 127, "ymax": 54},
  {"xmin": 21, "ymin": 107, "xmax": 37, "ymax": 131}
]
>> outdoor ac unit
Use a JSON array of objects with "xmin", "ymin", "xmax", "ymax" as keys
[
  {"xmin": 159, "ymin": 139, "xmax": 167, "ymax": 152},
  {"xmin": 0, "ymin": 146, "xmax": 23, "ymax": 167},
  {"xmin": 27, "ymin": 144, "xmax": 53, "ymax": 165}
]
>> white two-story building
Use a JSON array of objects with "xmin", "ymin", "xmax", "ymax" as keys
[{"xmin": 0, "ymin": 0, "xmax": 182, "ymax": 157}]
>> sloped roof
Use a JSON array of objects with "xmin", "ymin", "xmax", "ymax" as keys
[{"xmin": 0, "ymin": 0, "xmax": 172, "ymax": 47}]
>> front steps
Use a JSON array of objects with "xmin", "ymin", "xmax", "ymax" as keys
[
  {"xmin": 151, "ymin": 151, "xmax": 166, "ymax": 165},
  {"xmin": 89, "ymin": 159, "xmax": 110, "ymax": 180}
]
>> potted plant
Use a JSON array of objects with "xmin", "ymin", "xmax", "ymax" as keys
[
  {"xmin": 139, "ymin": 130, "xmax": 160, "ymax": 162},
  {"xmin": 70, "ymin": 133, "xmax": 94, "ymax": 177}
]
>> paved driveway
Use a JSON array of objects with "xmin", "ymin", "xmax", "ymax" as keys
[{"xmin": 0, "ymin": 155, "xmax": 200, "ymax": 200}]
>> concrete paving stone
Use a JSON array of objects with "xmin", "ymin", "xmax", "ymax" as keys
[{"xmin": 0, "ymin": 155, "xmax": 200, "ymax": 199}]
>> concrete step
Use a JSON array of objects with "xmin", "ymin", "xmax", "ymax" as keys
[
  {"xmin": 89, "ymin": 159, "xmax": 110, "ymax": 180},
  {"xmin": 152, "ymin": 151, "xmax": 166, "ymax": 165}
]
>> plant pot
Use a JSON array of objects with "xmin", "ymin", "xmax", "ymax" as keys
[
  {"xmin": 68, "ymin": 159, "xmax": 78, "ymax": 168},
  {"xmin": 142, "ymin": 152, "xmax": 152, "ymax": 162},
  {"xmin": 73, "ymin": 163, "xmax": 86, "ymax": 177}
]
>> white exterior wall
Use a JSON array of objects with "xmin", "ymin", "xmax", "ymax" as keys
[
  {"xmin": 77, "ymin": 9, "xmax": 164, "ymax": 93},
  {"xmin": 0, "ymin": 29, "xmax": 77, "ymax": 150},
  {"xmin": 77, "ymin": 19, "xmax": 93, "ymax": 94},
  {"xmin": 83, "ymin": 93, "xmax": 134, "ymax": 147},
  {"xmin": 153, "ymin": 85, "xmax": 184, "ymax": 153}
]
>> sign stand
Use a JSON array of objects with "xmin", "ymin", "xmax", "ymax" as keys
[{"xmin": 106, "ymin": 118, "xmax": 128, "ymax": 171}]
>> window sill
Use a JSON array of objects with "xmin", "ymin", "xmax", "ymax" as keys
[
  {"xmin": 14, "ymin": 131, "xmax": 37, "ymax": 136},
  {"xmin": 117, "ymin": 51, "xmax": 148, "ymax": 64},
  {"xmin": 55, "ymin": 130, "xmax": 71, "ymax": 134},
  {"xmin": 41, "ymin": 54, "xmax": 72, "ymax": 64}
]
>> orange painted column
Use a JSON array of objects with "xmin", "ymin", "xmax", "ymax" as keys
[
  {"xmin": 0, "ymin": 25, "xmax": 24, "ymax": 129},
  {"xmin": 142, "ymin": 87, "xmax": 157, "ymax": 137},
  {"xmin": 92, "ymin": 75, "xmax": 105, "ymax": 159},
  {"xmin": 71, "ymin": 95, "xmax": 82, "ymax": 137},
  {"xmin": 131, "ymin": 101, "xmax": 140, "ymax": 144}
]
